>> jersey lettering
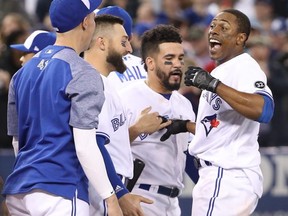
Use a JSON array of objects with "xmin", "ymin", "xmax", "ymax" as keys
[
  {"xmin": 203, "ymin": 92, "xmax": 223, "ymax": 111},
  {"xmin": 212, "ymin": 97, "xmax": 222, "ymax": 110},
  {"xmin": 37, "ymin": 59, "xmax": 49, "ymax": 70},
  {"xmin": 117, "ymin": 66, "xmax": 147, "ymax": 82},
  {"xmin": 111, "ymin": 113, "xmax": 126, "ymax": 132}
]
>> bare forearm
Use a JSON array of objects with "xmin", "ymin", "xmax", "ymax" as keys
[
  {"xmin": 186, "ymin": 122, "xmax": 196, "ymax": 134},
  {"xmin": 216, "ymin": 83, "xmax": 264, "ymax": 120},
  {"xmin": 129, "ymin": 124, "xmax": 141, "ymax": 142}
]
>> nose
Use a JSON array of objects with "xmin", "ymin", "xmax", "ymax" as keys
[
  {"xmin": 209, "ymin": 25, "xmax": 220, "ymax": 35},
  {"xmin": 174, "ymin": 59, "xmax": 184, "ymax": 68},
  {"xmin": 20, "ymin": 56, "xmax": 25, "ymax": 66},
  {"xmin": 126, "ymin": 40, "xmax": 133, "ymax": 53}
]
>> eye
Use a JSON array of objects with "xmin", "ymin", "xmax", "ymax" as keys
[
  {"xmin": 210, "ymin": 23, "xmax": 215, "ymax": 29},
  {"xmin": 121, "ymin": 40, "xmax": 128, "ymax": 47}
]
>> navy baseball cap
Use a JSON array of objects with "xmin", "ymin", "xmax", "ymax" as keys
[
  {"xmin": 96, "ymin": 6, "xmax": 133, "ymax": 38},
  {"xmin": 49, "ymin": 0, "xmax": 102, "ymax": 33},
  {"xmin": 10, "ymin": 30, "xmax": 56, "ymax": 53}
]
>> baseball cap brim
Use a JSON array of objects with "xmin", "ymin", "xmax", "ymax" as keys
[{"xmin": 10, "ymin": 44, "xmax": 30, "ymax": 52}]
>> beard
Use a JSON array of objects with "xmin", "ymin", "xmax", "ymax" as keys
[
  {"xmin": 156, "ymin": 67, "xmax": 182, "ymax": 91},
  {"xmin": 106, "ymin": 47, "xmax": 127, "ymax": 73}
]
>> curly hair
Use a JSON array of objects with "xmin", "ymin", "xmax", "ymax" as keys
[{"xmin": 140, "ymin": 24, "xmax": 182, "ymax": 71}]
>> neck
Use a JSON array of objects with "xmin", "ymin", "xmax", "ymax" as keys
[
  {"xmin": 145, "ymin": 77, "xmax": 172, "ymax": 94},
  {"xmin": 55, "ymin": 30, "xmax": 87, "ymax": 55},
  {"xmin": 84, "ymin": 52, "xmax": 110, "ymax": 77}
]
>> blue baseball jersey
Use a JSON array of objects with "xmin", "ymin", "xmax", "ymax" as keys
[{"xmin": 3, "ymin": 45, "xmax": 105, "ymax": 203}]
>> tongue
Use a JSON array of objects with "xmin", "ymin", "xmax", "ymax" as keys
[{"xmin": 211, "ymin": 44, "xmax": 221, "ymax": 52}]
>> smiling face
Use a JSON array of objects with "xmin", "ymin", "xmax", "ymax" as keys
[
  {"xmin": 150, "ymin": 42, "xmax": 184, "ymax": 92},
  {"xmin": 208, "ymin": 11, "xmax": 248, "ymax": 65}
]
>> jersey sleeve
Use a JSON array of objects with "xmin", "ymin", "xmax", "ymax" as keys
[
  {"xmin": 96, "ymin": 100, "xmax": 111, "ymax": 144},
  {"xmin": 7, "ymin": 75, "xmax": 18, "ymax": 136},
  {"xmin": 237, "ymin": 61, "xmax": 273, "ymax": 99},
  {"xmin": 66, "ymin": 67, "xmax": 105, "ymax": 130}
]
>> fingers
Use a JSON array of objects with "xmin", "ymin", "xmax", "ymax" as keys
[
  {"xmin": 140, "ymin": 106, "xmax": 152, "ymax": 114},
  {"xmin": 139, "ymin": 197, "xmax": 154, "ymax": 204},
  {"xmin": 159, "ymin": 120, "xmax": 171, "ymax": 130},
  {"xmin": 160, "ymin": 131, "xmax": 171, "ymax": 142}
]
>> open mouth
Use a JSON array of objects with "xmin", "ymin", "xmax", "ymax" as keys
[
  {"xmin": 170, "ymin": 70, "xmax": 182, "ymax": 77},
  {"xmin": 169, "ymin": 70, "xmax": 182, "ymax": 81},
  {"xmin": 209, "ymin": 39, "xmax": 222, "ymax": 50}
]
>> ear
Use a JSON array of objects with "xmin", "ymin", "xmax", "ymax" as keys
[
  {"xmin": 96, "ymin": 37, "xmax": 106, "ymax": 51},
  {"xmin": 81, "ymin": 16, "xmax": 89, "ymax": 31},
  {"xmin": 145, "ymin": 57, "xmax": 155, "ymax": 71},
  {"xmin": 236, "ymin": 33, "xmax": 247, "ymax": 46}
]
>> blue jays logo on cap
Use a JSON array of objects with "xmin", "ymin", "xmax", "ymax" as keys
[
  {"xmin": 10, "ymin": 30, "xmax": 56, "ymax": 53},
  {"xmin": 49, "ymin": 0, "xmax": 102, "ymax": 33}
]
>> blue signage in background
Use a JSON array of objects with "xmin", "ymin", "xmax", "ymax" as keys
[
  {"xmin": 1, "ymin": 147, "xmax": 288, "ymax": 215},
  {"xmin": 179, "ymin": 147, "xmax": 288, "ymax": 215}
]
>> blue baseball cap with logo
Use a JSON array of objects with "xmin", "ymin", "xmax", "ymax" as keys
[
  {"xmin": 49, "ymin": 0, "xmax": 102, "ymax": 33},
  {"xmin": 10, "ymin": 30, "xmax": 56, "ymax": 53},
  {"xmin": 96, "ymin": 6, "xmax": 133, "ymax": 38}
]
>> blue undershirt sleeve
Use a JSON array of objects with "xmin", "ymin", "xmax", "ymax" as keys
[
  {"xmin": 185, "ymin": 151, "xmax": 199, "ymax": 184},
  {"xmin": 256, "ymin": 93, "xmax": 274, "ymax": 123},
  {"xmin": 96, "ymin": 135, "xmax": 129, "ymax": 199}
]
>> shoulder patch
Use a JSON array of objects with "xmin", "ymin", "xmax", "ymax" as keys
[{"xmin": 255, "ymin": 81, "xmax": 265, "ymax": 89}]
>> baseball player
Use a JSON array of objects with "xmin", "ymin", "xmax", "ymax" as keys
[
  {"xmin": 119, "ymin": 25, "xmax": 195, "ymax": 216},
  {"xmin": 97, "ymin": 5, "xmax": 200, "ymax": 185},
  {"xmin": 1, "ymin": 29, "xmax": 55, "ymax": 216},
  {"xmin": 10, "ymin": 30, "xmax": 56, "ymax": 66},
  {"xmin": 84, "ymin": 14, "xmax": 170, "ymax": 216},
  {"xmin": 184, "ymin": 9, "xmax": 274, "ymax": 215},
  {"xmin": 96, "ymin": 6, "xmax": 147, "ymax": 90},
  {"xmin": 2, "ymin": 0, "xmax": 122, "ymax": 215}
]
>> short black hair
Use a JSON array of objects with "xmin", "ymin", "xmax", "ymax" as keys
[
  {"xmin": 222, "ymin": 9, "xmax": 251, "ymax": 40},
  {"xmin": 94, "ymin": 14, "xmax": 124, "ymax": 30},
  {"xmin": 141, "ymin": 25, "xmax": 182, "ymax": 70}
]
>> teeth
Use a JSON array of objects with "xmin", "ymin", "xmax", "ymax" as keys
[{"xmin": 209, "ymin": 39, "xmax": 220, "ymax": 43}]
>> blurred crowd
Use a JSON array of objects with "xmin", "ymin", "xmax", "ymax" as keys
[{"xmin": 0, "ymin": 0, "xmax": 287, "ymax": 148}]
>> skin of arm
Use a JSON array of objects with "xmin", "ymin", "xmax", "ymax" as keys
[
  {"xmin": 186, "ymin": 121, "xmax": 196, "ymax": 135},
  {"xmin": 216, "ymin": 82, "xmax": 264, "ymax": 121}
]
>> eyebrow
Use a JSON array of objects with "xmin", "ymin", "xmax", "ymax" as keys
[
  {"xmin": 163, "ymin": 53, "xmax": 184, "ymax": 58},
  {"xmin": 213, "ymin": 18, "xmax": 231, "ymax": 25}
]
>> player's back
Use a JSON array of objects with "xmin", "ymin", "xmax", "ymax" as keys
[{"xmin": 4, "ymin": 45, "xmax": 101, "ymax": 202}]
